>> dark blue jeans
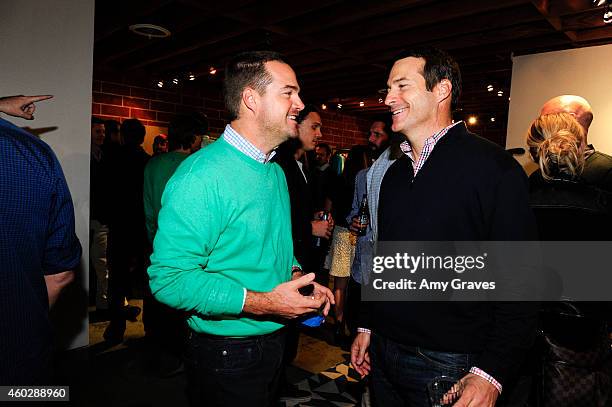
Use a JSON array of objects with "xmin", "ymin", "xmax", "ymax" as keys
[
  {"xmin": 370, "ymin": 333, "xmax": 475, "ymax": 407},
  {"xmin": 184, "ymin": 328, "xmax": 286, "ymax": 407}
]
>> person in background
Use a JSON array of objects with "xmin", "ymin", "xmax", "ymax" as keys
[
  {"xmin": 540, "ymin": 95, "xmax": 612, "ymax": 191},
  {"xmin": 104, "ymin": 118, "xmax": 149, "ymax": 343},
  {"xmin": 104, "ymin": 119, "xmax": 122, "ymax": 146},
  {"xmin": 312, "ymin": 142, "xmax": 334, "ymax": 210},
  {"xmin": 90, "ymin": 117, "xmax": 110, "ymax": 312},
  {"xmin": 148, "ymin": 51, "xmax": 333, "ymax": 407},
  {"xmin": 143, "ymin": 113, "xmax": 209, "ymax": 377},
  {"xmin": 526, "ymin": 112, "xmax": 612, "ymax": 405},
  {"xmin": 274, "ymin": 103, "xmax": 334, "ymax": 404},
  {"xmin": 152, "ymin": 134, "xmax": 169, "ymax": 156},
  {"xmin": 367, "ymin": 118, "xmax": 391, "ymax": 160},
  {"xmin": 327, "ymin": 144, "xmax": 371, "ymax": 344},
  {"xmin": 0, "ymin": 94, "xmax": 81, "ymax": 384}
]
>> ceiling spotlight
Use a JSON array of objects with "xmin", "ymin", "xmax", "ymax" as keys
[
  {"xmin": 359, "ymin": 101, "xmax": 365, "ymax": 107},
  {"xmin": 378, "ymin": 98, "xmax": 383, "ymax": 103},
  {"xmin": 497, "ymin": 90, "xmax": 503, "ymax": 97},
  {"xmin": 188, "ymin": 73, "xmax": 196, "ymax": 81},
  {"xmin": 172, "ymin": 78, "xmax": 179, "ymax": 85},
  {"xmin": 468, "ymin": 116, "xmax": 477, "ymax": 125},
  {"xmin": 209, "ymin": 67, "xmax": 217, "ymax": 75},
  {"xmin": 321, "ymin": 104, "xmax": 327, "ymax": 110},
  {"xmin": 337, "ymin": 103, "xmax": 342, "ymax": 109},
  {"xmin": 487, "ymin": 84, "xmax": 494, "ymax": 92},
  {"xmin": 157, "ymin": 80, "xmax": 164, "ymax": 88},
  {"xmin": 490, "ymin": 117, "xmax": 496, "ymax": 122}
]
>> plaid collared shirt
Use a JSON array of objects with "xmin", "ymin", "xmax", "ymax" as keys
[
  {"xmin": 222, "ymin": 124, "xmax": 276, "ymax": 163},
  {"xmin": 399, "ymin": 121, "xmax": 463, "ymax": 176}
]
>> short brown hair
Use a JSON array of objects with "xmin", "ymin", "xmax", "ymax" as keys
[
  {"xmin": 526, "ymin": 113, "xmax": 586, "ymax": 181},
  {"xmin": 223, "ymin": 51, "xmax": 287, "ymax": 121},
  {"xmin": 392, "ymin": 47, "xmax": 462, "ymax": 109}
]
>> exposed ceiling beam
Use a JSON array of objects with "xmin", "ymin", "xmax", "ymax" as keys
[
  {"xmin": 312, "ymin": 0, "xmax": 530, "ymax": 46},
  {"xmin": 531, "ymin": 0, "xmax": 579, "ymax": 42}
]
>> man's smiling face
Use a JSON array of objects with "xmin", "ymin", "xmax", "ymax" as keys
[
  {"xmin": 385, "ymin": 57, "xmax": 439, "ymax": 135},
  {"xmin": 257, "ymin": 61, "xmax": 304, "ymax": 145}
]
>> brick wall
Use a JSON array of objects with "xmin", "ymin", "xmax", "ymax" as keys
[{"xmin": 92, "ymin": 77, "xmax": 371, "ymax": 150}]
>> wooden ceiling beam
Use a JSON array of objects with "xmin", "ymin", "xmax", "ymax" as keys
[
  {"xmin": 531, "ymin": 0, "xmax": 579, "ymax": 42},
  {"xmin": 573, "ymin": 24, "xmax": 612, "ymax": 42},
  {"xmin": 561, "ymin": 8, "xmax": 609, "ymax": 31},
  {"xmin": 222, "ymin": 0, "xmax": 344, "ymax": 26},
  {"xmin": 313, "ymin": 0, "xmax": 531, "ymax": 46},
  {"xmin": 286, "ymin": 0, "xmax": 437, "ymax": 35},
  {"xmin": 536, "ymin": 0, "xmax": 596, "ymax": 17}
]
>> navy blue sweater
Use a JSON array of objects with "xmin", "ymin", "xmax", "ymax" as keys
[{"xmin": 364, "ymin": 123, "xmax": 538, "ymax": 386}]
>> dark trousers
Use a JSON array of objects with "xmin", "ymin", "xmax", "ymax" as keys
[
  {"xmin": 370, "ymin": 333, "xmax": 474, "ymax": 407},
  {"xmin": 107, "ymin": 226, "xmax": 145, "ymax": 329},
  {"xmin": 185, "ymin": 328, "xmax": 287, "ymax": 407}
]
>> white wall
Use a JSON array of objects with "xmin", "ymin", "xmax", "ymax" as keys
[
  {"xmin": 0, "ymin": 0, "xmax": 95, "ymax": 349},
  {"xmin": 507, "ymin": 44, "xmax": 612, "ymax": 171}
]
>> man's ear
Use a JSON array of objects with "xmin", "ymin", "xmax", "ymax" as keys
[
  {"xmin": 436, "ymin": 79, "xmax": 452, "ymax": 104},
  {"xmin": 242, "ymin": 87, "xmax": 258, "ymax": 114}
]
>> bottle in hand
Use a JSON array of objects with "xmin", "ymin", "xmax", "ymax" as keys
[
  {"xmin": 357, "ymin": 194, "xmax": 369, "ymax": 236},
  {"xmin": 314, "ymin": 210, "xmax": 329, "ymax": 247}
]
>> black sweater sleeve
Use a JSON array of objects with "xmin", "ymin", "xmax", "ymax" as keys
[{"xmin": 477, "ymin": 164, "xmax": 539, "ymax": 385}]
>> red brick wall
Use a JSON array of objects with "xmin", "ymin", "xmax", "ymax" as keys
[{"xmin": 92, "ymin": 77, "xmax": 371, "ymax": 150}]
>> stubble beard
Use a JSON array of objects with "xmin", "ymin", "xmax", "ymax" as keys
[{"xmin": 259, "ymin": 111, "xmax": 297, "ymax": 149}]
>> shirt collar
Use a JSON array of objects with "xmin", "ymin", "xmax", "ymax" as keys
[
  {"xmin": 585, "ymin": 144, "xmax": 595, "ymax": 159},
  {"xmin": 399, "ymin": 121, "xmax": 462, "ymax": 158},
  {"xmin": 222, "ymin": 124, "xmax": 276, "ymax": 163}
]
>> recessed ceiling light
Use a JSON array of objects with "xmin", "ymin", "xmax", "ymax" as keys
[
  {"xmin": 359, "ymin": 101, "xmax": 365, "ymax": 107},
  {"xmin": 129, "ymin": 24, "xmax": 171, "ymax": 39},
  {"xmin": 209, "ymin": 67, "xmax": 217, "ymax": 75},
  {"xmin": 337, "ymin": 103, "xmax": 342, "ymax": 109},
  {"xmin": 468, "ymin": 116, "xmax": 477, "ymax": 125},
  {"xmin": 188, "ymin": 74, "xmax": 196, "ymax": 81},
  {"xmin": 490, "ymin": 117, "xmax": 496, "ymax": 122},
  {"xmin": 157, "ymin": 80, "xmax": 164, "ymax": 88},
  {"xmin": 378, "ymin": 98, "xmax": 383, "ymax": 103},
  {"xmin": 321, "ymin": 104, "xmax": 327, "ymax": 110},
  {"xmin": 172, "ymin": 78, "xmax": 179, "ymax": 85}
]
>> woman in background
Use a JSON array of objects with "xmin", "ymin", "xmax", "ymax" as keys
[
  {"xmin": 327, "ymin": 145, "xmax": 371, "ymax": 343},
  {"xmin": 526, "ymin": 112, "xmax": 612, "ymax": 407}
]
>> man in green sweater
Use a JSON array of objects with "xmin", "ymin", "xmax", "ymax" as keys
[{"xmin": 148, "ymin": 51, "xmax": 334, "ymax": 406}]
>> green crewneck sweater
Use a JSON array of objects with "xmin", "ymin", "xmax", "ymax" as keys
[
  {"xmin": 143, "ymin": 151, "xmax": 190, "ymax": 242},
  {"xmin": 148, "ymin": 137, "xmax": 295, "ymax": 336}
]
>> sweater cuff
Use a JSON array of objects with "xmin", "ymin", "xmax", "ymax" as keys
[
  {"xmin": 206, "ymin": 280, "xmax": 247, "ymax": 316},
  {"xmin": 240, "ymin": 288, "xmax": 247, "ymax": 311},
  {"xmin": 470, "ymin": 367, "xmax": 502, "ymax": 394}
]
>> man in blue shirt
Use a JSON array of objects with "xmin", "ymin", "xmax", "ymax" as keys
[{"xmin": 0, "ymin": 94, "xmax": 82, "ymax": 385}]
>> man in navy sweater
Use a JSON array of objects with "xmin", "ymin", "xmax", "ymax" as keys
[{"xmin": 350, "ymin": 48, "xmax": 538, "ymax": 407}]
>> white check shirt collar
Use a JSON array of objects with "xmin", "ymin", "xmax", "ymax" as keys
[{"xmin": 223, "ymin": 124, "xmax": 276, "ymax": 163}]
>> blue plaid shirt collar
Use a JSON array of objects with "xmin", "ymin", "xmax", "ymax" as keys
[
  {"xmin": 399, "ymin": 121, "xmax": 462, "ymax": 175},
  {"xmin": 222, "ymin": 124, "xmax": 276, "ymax": 163}
]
